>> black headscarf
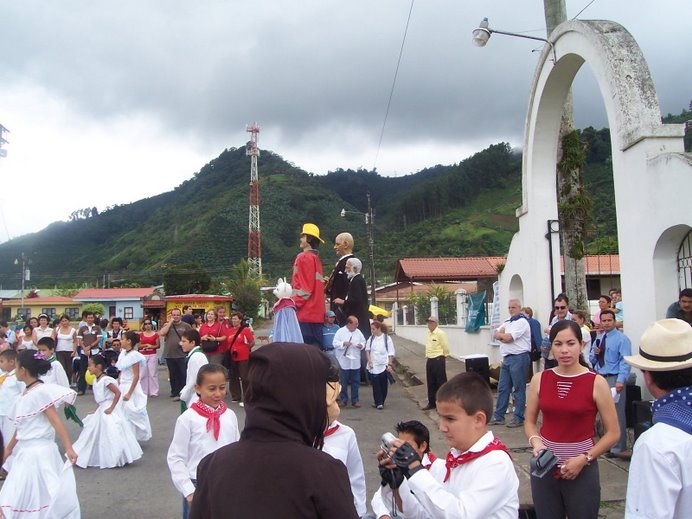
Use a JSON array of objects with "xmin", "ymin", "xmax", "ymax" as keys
[{"xmin": 242, "ymin": 342, "xmax": 329, "ymax": 449}]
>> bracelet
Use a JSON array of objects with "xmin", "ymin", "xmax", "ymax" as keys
[{"xmin": 528, "ymin": 435, "xmax": 541, "ymax": 447}]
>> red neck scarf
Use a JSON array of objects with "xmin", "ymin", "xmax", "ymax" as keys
[
  {"xmin": 324, "ymin": 423, "xmax": 340, "ymax": 437},
  {"xmin": 444, "ymin": 437, "xmax": 509, "ymax": 482},
  {"xmin": 191, "ymin": 401, "xmax": 227, "ymax": 440},
  {"xmin": 425, "ymin": 451, "xmax": 437, "ymax": 470}
]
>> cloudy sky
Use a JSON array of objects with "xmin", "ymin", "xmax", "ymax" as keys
[{"xmin": 0, "ymin": 0, "xmax": 690, "ymax": 242}]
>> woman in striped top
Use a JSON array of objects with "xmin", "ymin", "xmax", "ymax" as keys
[{"xmin": 524, "ymin": 319, "xmax": 619, "ymax": 519}]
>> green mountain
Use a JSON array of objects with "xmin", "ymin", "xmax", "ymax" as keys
[{"xmin": 3, "ymin": 102, "xmax": 688, "ymax": 291}]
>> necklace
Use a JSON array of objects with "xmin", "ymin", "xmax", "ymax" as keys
[{"xmin": 25, "ymin": 379, "xmax": 44, "ymax": 391}]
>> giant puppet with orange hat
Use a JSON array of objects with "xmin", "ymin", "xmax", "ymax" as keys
[{"xmin": 290, "ymin": 223, "xmax": 326, "ymax": 348}]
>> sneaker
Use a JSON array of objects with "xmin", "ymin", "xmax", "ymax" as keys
[
  {"xmin": 376, "ymin": 405, "xmax": 384, "ymax": 410},
  {"xmin": 239, "ymin": 402, "xmax": 244, "ymax": 407},
  {"xmin": 352, "ymin": 402, "xmax": 361, "ymax": 408},
  {"xmin": 488, "ymin": 418, "xmax": 506, "ymax": 426},
  {"xmin": 506, "ymin": 419, "xmax": 524, "ymax": 428}
]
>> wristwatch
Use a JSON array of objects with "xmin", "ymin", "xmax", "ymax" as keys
[{"xmin": 584, "ymin": 452, "xmax": 594, "ymax": 464}]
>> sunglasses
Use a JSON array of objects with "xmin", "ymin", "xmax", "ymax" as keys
[{"xmin": 554, "ymin": 305, "xmax": 567, "ymax": 310}]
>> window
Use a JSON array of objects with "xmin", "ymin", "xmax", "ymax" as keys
[
  {"xmin": 41, "ymin": 308, "xmax": 57, "ymax": 319},
  {"xmin": 65, "ymin": 307, "xmax": 80, "ymax": 320},
  {"xmin": 124, "ymin": 307, "xmax": 134, "ymax": 319}
]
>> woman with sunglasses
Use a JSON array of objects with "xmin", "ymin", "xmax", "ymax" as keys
[{"xmin": 139, "ymin": 320, "xmax": 160, "ymax": 397}]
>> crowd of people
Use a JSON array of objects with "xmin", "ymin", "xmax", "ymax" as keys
[{"xmin": 0, "ymin": 219, "xmax": 690, "ymax": 518}]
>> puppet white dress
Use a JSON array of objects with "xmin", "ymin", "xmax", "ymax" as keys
[
  {"xmin": 0, "ymin": 382, "xmax": 80, "ymax": 518},
  {"xmin": 116, "ymin": 350, "xmax": 152, "ymax": 442},
  {"xmin": 72, "ymin": 374, "xmax": 143, "ymax": 468}
]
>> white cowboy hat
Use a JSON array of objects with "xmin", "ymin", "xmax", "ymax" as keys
[{"xmin": 625, "ymin": 318, "xmax": 692, "ymax": 371}]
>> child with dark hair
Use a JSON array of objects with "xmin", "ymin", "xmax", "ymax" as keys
[
  {"xmin": 37, "ymin": 336, "xmax": 70, "ymax": 388},
  {"xmin": 369, "ymin": 419, "xmax": 438, "ymax": 518},
  {"xmin": 0, "ymin": 349, "xmax": 80, "ymax": 517},
  {"xmin": 167, "ymin": 364, "xmax": 239, "ymax": 519},
  {"xmin": 116, "ymin": 331, "xmax": 152, "ymax": 442},
  {"xmin": 0, "ymin": 350, "xmax": 23, "ymax": 450},
  {"xmin": 377, "ymin": 372, "xmax": 519, "ymax": 518},
  {"xmin": 72, "ymin": 354, "xmax": 143, "ymax": 468},
  {"xmin": 179, "ymin": 329, "xmax": 207, "ymax": 410}
]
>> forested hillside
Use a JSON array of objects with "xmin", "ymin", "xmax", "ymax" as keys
[{"xmin": 0, "ymin": 103, "xmax": 687, "ymax": 290}]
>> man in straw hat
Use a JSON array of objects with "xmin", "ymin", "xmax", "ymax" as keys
[
  {"xmin": 624, "ymin": 318, "xmax": 692, "ymax": 518},
  {"xmin": 291, "ymin": 223, "xmax": 326, "ymax": 348}
]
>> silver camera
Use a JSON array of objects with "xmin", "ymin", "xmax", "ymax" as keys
[{"xmin": 381, "ymin": 432, "xmax": 397, "ymax": 452}]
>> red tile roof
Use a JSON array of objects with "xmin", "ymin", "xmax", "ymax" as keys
[
  {"xmin": 74, "ymin": 288, "xmax": 156, "ymax": 300},
  {"xmin": 395, "ymin": 257, "xmax": 505, "ymax": 281},
  {"xmin": 376, "ymin": 281, "xmax": 478, "ymax": 299},
  {"xmin": 560, "ymin": 255, "xmax": 620, "ymax": 275}
]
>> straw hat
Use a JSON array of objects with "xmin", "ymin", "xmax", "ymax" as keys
[{"xmin": 625, "ymin": 318, "xmax": 692, "ymax": 371}]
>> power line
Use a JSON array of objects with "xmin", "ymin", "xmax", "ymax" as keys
[{"xmin": 372, "ymin": 0, "xmax": 415, "ymax": 172}]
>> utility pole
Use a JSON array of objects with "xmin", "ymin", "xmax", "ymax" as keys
[{"xmin": 543, "ymin": 0, "xmax": 589, "ymax": 310}]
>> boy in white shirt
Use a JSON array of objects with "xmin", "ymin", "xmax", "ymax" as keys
[
  {"xmin": 322, "ymin": 365, "xmax": 366, "ymax": 516},
  {"xmin": 0, "ymin": 350, "xmax": 24, "ymax": 448},
  {"xmin": 179, "ymin": 330, "xmax": 208, "ymax": 410},
  {"xmin": 378, "ymin": 372, "xmax": 519, "ymax": 518},
  {"xmin": 369, "ymin": 420, "xmax": 437, "ymax": 519},
  {"xmin": 37, "ymin": 337, "xmax": 70, "ymax": 387}
]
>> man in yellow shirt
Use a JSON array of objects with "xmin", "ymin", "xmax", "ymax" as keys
[{"xmin": 422, "ymin": 316, "xmax": 449, "ymax": 411}]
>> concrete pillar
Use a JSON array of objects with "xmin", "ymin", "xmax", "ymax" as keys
[
  {"xmin": 402, "ymin": 305, "xmax": 408, "ymax": 326},
  {"xmin": 430, "ymin": 296, "xmax": 439, "ymax": 323},
  {"xmin": 455, "ymin": 289, "xmax": 468, "ymax": 326}
]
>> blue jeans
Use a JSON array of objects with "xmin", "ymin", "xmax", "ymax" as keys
[
  {"xmin": 182, "ymin": 479, "xmax": 196, "ymax": 519},
  {"xmin": 339, "ymin": 368, "xmax": 360, "ymax": 404},
  {"xmin": 493, "ymin": 352, "xmax": 530, "ymax": 422},
  {"xmin": 370, "ymin": 371, "xmax": 389, "ymax": 406}
]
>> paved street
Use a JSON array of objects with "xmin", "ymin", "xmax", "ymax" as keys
[{"xmin": 3, "ymin": 328, "xmax": 629, "ymax": 518}]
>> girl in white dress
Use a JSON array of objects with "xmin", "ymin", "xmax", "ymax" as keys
[
  {"xmin": 116, "ymin": 331, "xmax": 152, "ymax": 442},
  {"xmin": 18, "ymin": 325, "xmax": 35, "ymax": 351},
  {"xmin": 72, "ymin": 354, "xmax": 143, "ymax": 468},
  {"xmin": 0, "ymin": 349, "xmax": 80, "ymax": 518},
  {"xmin": 167, "ymin": 364, "xmax": 239, "ymax": 519}
]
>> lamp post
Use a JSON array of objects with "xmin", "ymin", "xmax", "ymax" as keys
[
  {"xmin": 472, "ymin": 17, "xmax": 556, "ymax": 62},
  {"xmin": 340, "ymin": 192, "xmax": 377, "ymax": 305},
  {"xmin": 14, "ymin": 253, "xmax": 28, "ymax": 321}
]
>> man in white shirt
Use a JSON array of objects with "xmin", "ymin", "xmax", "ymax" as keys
[
  {"xmin": 489, "ymin": 299, "xmax": 532, "ymax": 428},
  {"xmin": 624, "ymin": 318, "xmax": 692, "ymax": 519},
  {"xmin": 333, "ymin": 316, "xmax": 366, "ymax": 407}
]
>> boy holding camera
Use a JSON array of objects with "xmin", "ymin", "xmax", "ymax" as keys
[{"xmin": 377, "ymin": 372, "xmax": 519, "ymax": 518}]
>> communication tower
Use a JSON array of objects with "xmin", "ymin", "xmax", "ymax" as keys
[
  {"xmin": 0, "ymin": 124, "xmax": 9, "ymax": 158},
  {"xmin": 246, "ymin": 123, "xmax": 262, "ymax": 277}
]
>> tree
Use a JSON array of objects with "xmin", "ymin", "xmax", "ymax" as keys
[
  {"xmin": 224, "ymin": 259, "xmax": 264, "ymax": 320},
  {"xmin": 163, "ymin": 263, "xmax": 211, "ymax": 295},
  {"xmin": 544, "ymin": 0, "xmax": 590, "ymax": 310}
]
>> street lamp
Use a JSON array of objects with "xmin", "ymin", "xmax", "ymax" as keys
[
  {"xmin": 340, "ymin": 192, "xmax": 377, "ymax": 305},
  {"xmin": 14, "ymin": 253, "xmax": 29, "ymax": 321},
  {"xmin": 472, "ymin": 17, "xmax": 556, "ymax": 63}
]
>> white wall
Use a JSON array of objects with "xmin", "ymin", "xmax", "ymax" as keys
[{"xmin": 395, "ymin": 325, "xmax": 501, "ymax": 365}]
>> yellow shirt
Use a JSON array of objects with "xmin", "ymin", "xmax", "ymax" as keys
[{"xmin": 425, "ymin": 327, "xmax": 449, "ymax": 358}]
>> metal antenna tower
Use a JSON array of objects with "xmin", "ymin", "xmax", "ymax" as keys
[
  {"xmin": 0, "ymin": 124, "xmax": 9, "ymax": 158},
  {"xmin": 246, "ymin": 123, "xmax": 262, "ymax": 277}
]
